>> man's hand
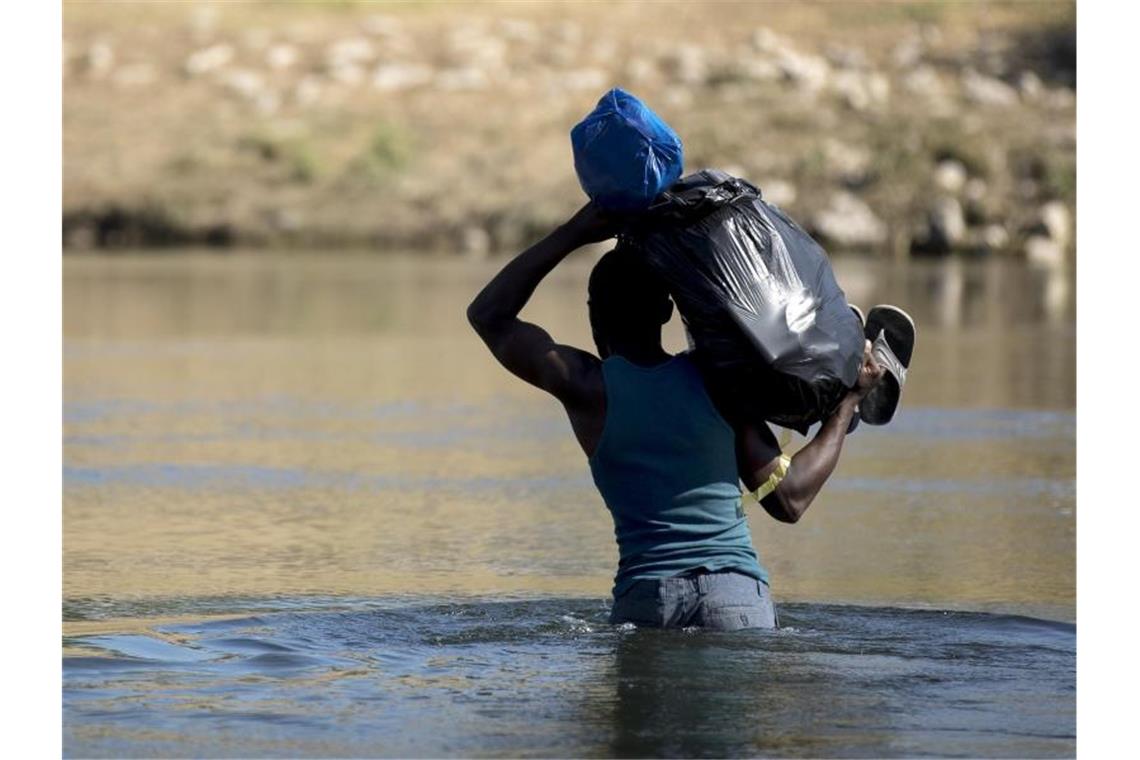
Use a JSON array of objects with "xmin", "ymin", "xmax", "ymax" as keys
[
  {"xmin": 737, "ymin": 338, "xmax": 883, "ymax": 524},
  {"xmin": 851, "ymin": 339, "xmax": 884, "ymax": 400},
  {"xmin": 561, "ymin": 202, "xmax": 620, "ymax": 247}
]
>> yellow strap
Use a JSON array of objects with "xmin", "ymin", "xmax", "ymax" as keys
[{"xmin": 752, "ymin": 455, "xmax": 791, "ymax": 501}]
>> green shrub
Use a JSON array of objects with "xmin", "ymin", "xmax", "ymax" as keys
[
  {"xmin": 368, "ymin": 123, "xmax": 412, "ymax": 171},
  {"xmin": 237, "ymin": 132, "xmax": 321, "ymax": 185}
]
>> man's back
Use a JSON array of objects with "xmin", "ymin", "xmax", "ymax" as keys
[{"xmin": 587, "ymin": 351, "xmax": 766, "ymax": 598}]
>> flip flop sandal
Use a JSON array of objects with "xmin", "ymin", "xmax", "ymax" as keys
[{"xmin": 859, "ymin": 305, "xmax": 916, "ymax": 426}]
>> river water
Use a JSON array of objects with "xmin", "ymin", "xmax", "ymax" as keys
[{"xmin": 63, "ymin": 252, "xmax": 1075, "ymax": 757}]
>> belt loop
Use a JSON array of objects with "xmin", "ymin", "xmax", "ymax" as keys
[{"xmin": 697, "ymin": 574, "xmax": 709, "ymax": 594}]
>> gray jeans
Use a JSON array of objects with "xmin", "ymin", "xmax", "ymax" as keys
[{"xmin": 609, "ymin": 570, "xmax": 777, "ymax": 630}]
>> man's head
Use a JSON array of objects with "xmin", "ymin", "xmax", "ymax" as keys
[{"xmin": 587, "ymin": 244, "xmax": 674, "ymax": 358}]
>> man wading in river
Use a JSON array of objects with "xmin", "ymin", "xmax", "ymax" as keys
[{"xmin": 467, "ymin": 203, "xmax": 883, "ymax": 631}]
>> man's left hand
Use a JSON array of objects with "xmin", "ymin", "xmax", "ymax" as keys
[{"xmin": 852, "ymin": 339, "xmax": 884, "ymax": 400}]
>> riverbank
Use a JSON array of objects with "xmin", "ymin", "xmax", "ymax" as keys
[{"xmin": 64, "ymin": 1, "xmax": 1074, "ymax": 261}]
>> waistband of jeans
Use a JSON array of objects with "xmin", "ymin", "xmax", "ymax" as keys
[{"xmin": 677, "ymin": 566, "xmax": 741, "ymax": 578}]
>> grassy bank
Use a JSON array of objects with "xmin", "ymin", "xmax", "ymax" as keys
[{"xmin": 63, "ymin": 1, "xmax": 1075, "ymax": 260}]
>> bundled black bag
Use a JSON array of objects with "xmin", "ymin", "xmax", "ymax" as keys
[{"xmin": 621, "ymin": 169, "xmax": 864, "ymax": 432}]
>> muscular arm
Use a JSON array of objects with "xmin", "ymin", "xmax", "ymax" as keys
[
  {"xmin": 466, "ymin": 203, "xmax": 616, "ymax": 404},
  {"xmin": 735, "ymin": 342, "xmax": 882, "ymax": 523},
  {"xmin": 736, "ymin": 397, "xmax": 860, "ymax": 523}
]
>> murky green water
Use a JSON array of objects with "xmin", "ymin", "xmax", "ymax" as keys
[{"xmin": 63, "ymin": 252, "xmax": 1075, "ymax": 757}]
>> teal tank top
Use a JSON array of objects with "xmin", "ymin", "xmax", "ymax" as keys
[{"xmin": 587, "ymin": 351, "xmax": 768, "ymax": 597}]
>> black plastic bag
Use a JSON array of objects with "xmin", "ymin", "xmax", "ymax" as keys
[{"xmin": 621, "ymin": 169, "xmax": 864, "ymax": 432}]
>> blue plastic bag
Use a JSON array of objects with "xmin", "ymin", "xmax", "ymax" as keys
[{"xmin": 571, "ymin": 88, "xmax": 684, "ymax": 212}]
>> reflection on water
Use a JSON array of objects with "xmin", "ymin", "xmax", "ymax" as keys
[
  {"xmin": 840, "ymin": 256, "xmax": 1074, "ymax": 331},
  {"xmin": 63, "ymin": 252, "xmax": 1074, "ymax": 756},
  {"xmin": 64, "ymin": 253, "xmax": 1075, "ymax": 408}
]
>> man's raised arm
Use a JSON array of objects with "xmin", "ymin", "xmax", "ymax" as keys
[{"xmin": 466, "ymin": 203, "xmax": 616, "ymax": 403}]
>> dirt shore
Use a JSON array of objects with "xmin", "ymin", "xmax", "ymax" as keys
[{"xmin": 63, "ymin": 1, "xmax": 1074, "ymax": 260}]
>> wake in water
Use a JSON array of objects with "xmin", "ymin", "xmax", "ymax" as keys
[{"xmin": 63, "ymin": 597, "xmax": 1075, "ymax": 758}]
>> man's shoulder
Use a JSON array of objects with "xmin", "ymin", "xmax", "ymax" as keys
[{"xmin": 558, "ymin": 347, "xmax": 606, "ymax": 410}]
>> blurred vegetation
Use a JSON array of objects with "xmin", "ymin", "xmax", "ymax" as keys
[
  {"xmin": 362, "ymin": 123, "xmax": 413, "ymax": 176},
  {"xmin": 237, "ymin": 131, "xmax": 321, "ymax": 184},
  {"xmin": 63, "ymin": 0, "xmax": 1074, "ymax": 258}
]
